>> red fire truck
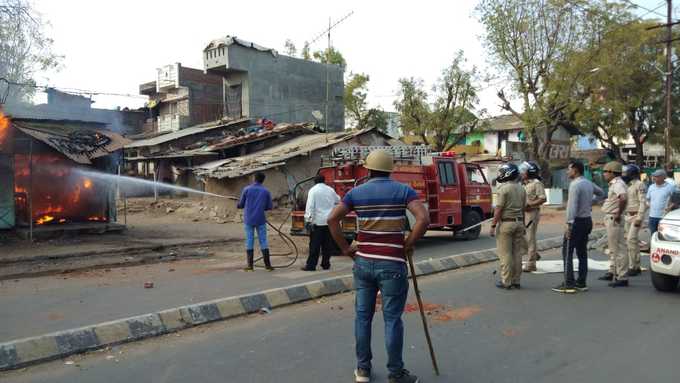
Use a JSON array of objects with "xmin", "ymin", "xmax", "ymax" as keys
[{"xmin": 290, "ymin": 146, "xmax": 493, "ymax": 241}]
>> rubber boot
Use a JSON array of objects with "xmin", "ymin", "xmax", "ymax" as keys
[
  {"xmin": 243, "ymin": 250, "xmax": 254, "ymax": 272},
  {"xmin": 262, "ymin": 248, "xmax": 274, "ymax": 271}
]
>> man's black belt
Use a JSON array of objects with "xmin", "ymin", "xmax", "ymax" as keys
[{"xmin": 501, "ymin": 218, "xmax": 524, "ymax": 222}]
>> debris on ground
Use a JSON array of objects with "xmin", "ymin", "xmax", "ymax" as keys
[
  {"xmin": 259, "ymin": 307, "xmax": 272, "ymax": 314},
  {"xmin": 143, "ymin": 281, "xmax": 154, "ymax": 289}
]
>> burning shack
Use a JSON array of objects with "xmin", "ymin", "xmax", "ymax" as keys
[{"xmin": 0, "ymin": 111, "xmax": 129, "ymax": 235}]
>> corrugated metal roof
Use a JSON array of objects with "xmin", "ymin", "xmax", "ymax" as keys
[
  {"xmin": 12, "ymin": 119, "xmax": 130, "ymax": 165},
  {"xmin": 193, "ymin": 128, "xmax": 382, "ymax": 179},
  {"xmin": 481, "ymin": 114, "xmax": 524, "ymax": 132},
  {"xmin": 125, "ymin": 118, "xmax": 252, "ymax": 148}
]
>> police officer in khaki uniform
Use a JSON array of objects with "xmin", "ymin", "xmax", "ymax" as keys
[
  {"xmin": 490, "ymin": 163, "xmax": 527, "ymax": 289},
  {"xmin": 519, "ymin": 161, "xmax": 547, "ymax": 272},
  {"xmin": 622, "ymin": 164, "xmax": 647, "ymax": 276},
  {"xmin": 599, "ymin": 161, "xmax": 629, "ymax": 287}
]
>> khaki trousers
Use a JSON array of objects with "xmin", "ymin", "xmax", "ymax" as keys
[
  {"xmin": 624, "ymin": 215, "xmax": 641, "ymax": 270},
  {"xmin": 523, "ymin": 209, "xmax": 540, "ymax": 267},
  {"xmin": 605, "ymin": 214, "xmax": 628, "ymax": 280},
  {"xmin": 497, "ymin": 221, "xmax": 525, "ymax": 286}
]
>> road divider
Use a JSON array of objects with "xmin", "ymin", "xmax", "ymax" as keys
[{"xmin": 0, "ymin": 230, "xmax": 605, "ymax": 371}]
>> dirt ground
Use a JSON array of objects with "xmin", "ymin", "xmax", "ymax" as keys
[{"xmin": 0, "ymin": 197, "xmax": 305, "ymax": 263}]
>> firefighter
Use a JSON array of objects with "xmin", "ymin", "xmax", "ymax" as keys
[
  {"xmin": 622, "ymin": 164, "xmax": 647, "ymax": 276},
  {"xmin": 490, "ymin": 163, "xmax": 527, "ymax": 289},
  {"xmin": 519, "ymin": 161, "xmax": 547, "ymax": 272},
  {"xmin": 598, "ymin": 161, "xmax": 629, "ymax": 287}
]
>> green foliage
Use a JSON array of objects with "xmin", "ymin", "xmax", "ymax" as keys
[
  {"xmin": 565, "ymin": 20, "xmax": 665, "ymax": 164},
  {"xmin": 394, "ymin": 51, "xmax": 482, "ymax": 151},
  {"xmin": 284, "ymin": 39, "xmax": 297, "ymax": 57},
  {"xmin": 301, "ymin": 41, "xmax": 311, "ymax": 60},
  {"xmin": 344, "ymin": 72, "xmax": 388, "ymax": 132},
  {"xmin": 476, "ymin": 0, "xmax": 631, "ymax": 165},
  {"xmin": 312, "ymin": 46, "xmax": 346, "ymax": 67},
  {"xmin": 0, "ymin": 0, "xmax": 62, "ymax": 102}
]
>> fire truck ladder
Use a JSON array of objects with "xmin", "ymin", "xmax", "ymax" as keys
[{"xmin": 331, "ymin": 145, "xmax": 431, "ymax": 160}]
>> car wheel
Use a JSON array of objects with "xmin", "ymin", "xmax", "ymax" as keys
[
  {"xmin": 459, "ymin": 210, "xmax": 482, "ymax": 241},
  {"xmin": 651, "ymin": 269, "xmax": 679, "ymax": 292}
]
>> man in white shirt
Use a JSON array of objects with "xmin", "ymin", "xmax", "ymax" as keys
[{"xmin": 301, "ymin": 175, "xmax": 341, "ymax": 271}]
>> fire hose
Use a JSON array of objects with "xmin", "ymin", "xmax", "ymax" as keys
[{"xmin": 221, "ymin": 195, "xmax": 300, "ymax": 269}]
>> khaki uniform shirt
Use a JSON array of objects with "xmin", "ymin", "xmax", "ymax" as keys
[
  {"xmin": 626, "ymin": 179, "xmax": 647, "ymax": 220},
  {"xmin": 496, "ymin": 181, "xmax": 526, "ymax": 219},
  {"xmin": 524, "ymin": 179, "xmax": 546, "ymax": 210},
  {"xmin": 602, "ymin": 177, "xmax": 627, "ymax": 215}
]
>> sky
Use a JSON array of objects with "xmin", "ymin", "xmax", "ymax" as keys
[{"xmin": 31, "ymin": 0, "xmax": 674, "ymax": 118}]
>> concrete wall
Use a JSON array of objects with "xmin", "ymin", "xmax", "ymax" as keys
[{"xmin": 206, "ymin": 44, "xmax": 344, "ymax": 131}]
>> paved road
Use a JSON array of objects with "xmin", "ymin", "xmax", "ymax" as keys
[
  {"xmin": 3, "ymin": 248, "xmax": 676, "ymax": 383},
  {"xmin": 0, "ymin": 223, "xmax": 567, "ymax": 342},
  {"xmin": 0, "ymin": 223, "xmax": 566, "ymax": 342}
]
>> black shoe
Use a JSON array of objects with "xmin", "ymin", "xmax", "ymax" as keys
[
  {"xmin": 626, "ymin": 268, "xmax": 641, "ymax": 277},
  {"xmin": 496, "ymin": 282, "xmax": 512, "ymax": 290},
  {"xmin": 300, "ymin": 266, "xmax": 316, "ymax": 271},
  {"xmin": 244, "ymin": 250, "xmax": 254, "ymax": 271},
  {"xmin": 262, "ymin": 249, "xmax": 274, "ymax": 271},
  {"xmin": 536, "ymin": 253, "xmax": 542, "ymax": 261},
  {"xmin": 608, "ymin": 279, "xmax": 629, "ymax": 287},
  {"xmin": 354, "ymin": 368, "xmax": 371, "ymax": 383},
  {"xmin": 598, "ymin": 272, "xmax": 614, "ymax": 281},
  {"xmin": 575, "ymin": 282, "xmax": 588, "ymax": 292},
  {"xmin": 552, "ymin": 283, "xmax": 577, "ymax": 294},
  {"xmin": 321, "ymin": 265, "xmax": 331, "ymax": 270},
  {"xmin": 511, "ymin": 283, "xmax": 521, "ymax": 289},
  {"xmin": 388, "ymin": 369, "xmax": 418, "ymax": 383}
]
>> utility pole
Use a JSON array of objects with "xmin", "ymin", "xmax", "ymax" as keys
[
  {"xmin": 326, "ymin": 16, "xmax": 330, "ymax": 135},
  {"xmin": 665, "ymin": 0, "xmax": 673, "ymax": 168},
  {"xmin": 649, "ymin": 1, "xmax": 678, "ymax": 168}
]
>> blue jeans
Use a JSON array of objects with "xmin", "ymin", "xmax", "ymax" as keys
[
  {"xmin": 649, "ymin": 217, "xmax": 662, "ymax": 235},
  {"xmin": 353, "ymin": 256, "xmax": 409, "ymax": 375},
  {"xmin": 244, "ymin": 224, "xmax": 268, "ymax": 251}
]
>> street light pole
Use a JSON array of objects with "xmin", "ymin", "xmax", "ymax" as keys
[{"xmin": 664, "ymin": 0, "xmax": 674, "ymax": 167}]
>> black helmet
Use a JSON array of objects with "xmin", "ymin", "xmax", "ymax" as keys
[
  {"xmin": 622, "ymin": 164, "xmax": 641, "ymax": 183},
  {"xmin": 519, "ymin": 161, "xmax": 541, "ymax": 179},
  {"xmin": 496, "ymin": 163, "xmax": 519, "ymax": 183}
]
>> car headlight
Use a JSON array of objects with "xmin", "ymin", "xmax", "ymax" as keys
[{"xmin": 658, "ymin": 223, "xmax": 680, "ymax": 242}]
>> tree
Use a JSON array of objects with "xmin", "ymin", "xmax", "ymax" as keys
[
  {"xmin": 284, "ymin": 39, "xmax": 297, "ymax": 57},
  {"xmin": 312, "ymin": 46, "xmax": 346, "ymax": 67},
  {"xmin": 394, "ymin": 51, "xmax": 482, "ymax": 152},
  {"xmin": 0, "ymin": 0, "xmax": 61, "ymax": 103},
  {"xmin": 301, "ymin": 41, "xmax": 311, "ymax": 60},
  {"xmin": 476, "ymin": 0, "xmax": 629, "ymax": 179},
  {"xmin": 566, "ymin": 20, "xmax": 665, "ymax": 165},
  {"xmin": 344, "ymin": 72, "xmax": 388, "ymax": 131}
]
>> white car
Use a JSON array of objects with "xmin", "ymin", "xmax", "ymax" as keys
[{"xmin": 650, "ymin": 209, "xmax": 680, "ymax": 291}]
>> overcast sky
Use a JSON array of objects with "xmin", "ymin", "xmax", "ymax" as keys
[{"xmin": 32, "ymin": 0, "xmax": 671, "ymax": 118}]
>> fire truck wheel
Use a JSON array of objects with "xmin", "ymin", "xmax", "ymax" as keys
[{"xmin": 460, "ymin": 210, "xmax": 482, "ymax": 240}]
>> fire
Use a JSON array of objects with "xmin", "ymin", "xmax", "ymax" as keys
[
  {"xmin": 0, "ymin": 110, "xmax": 9, "ymax": 145},
  {"xmin": 88, "ymin": 216, "xmax": 105, "ymax": 221},
  {"xmin": 36, "ymin": 215, "xmax": 55, "ymax": 225},
  {"xmin": 83, "ymin": 179, "xmax": 93, "ymax": 189}
]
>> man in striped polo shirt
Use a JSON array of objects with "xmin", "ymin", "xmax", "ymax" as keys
[{"xmin": 328, "ymin": 149, "xmax": 429, "ymax": 383}]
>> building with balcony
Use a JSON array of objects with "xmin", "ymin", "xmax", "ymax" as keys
[{"xmin": 139, "ymin": 63, "xmax": 224, "ymax": 133}]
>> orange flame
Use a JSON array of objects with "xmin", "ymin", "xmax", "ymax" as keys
[
  {"xmin": 83, "ymin": 179, "xmax": 93, "ymax": 189},
  {"xmin": 36, "ymin": 215, "xmax": 55, "ymax": 225},
  {"xmin": 0, "ymin": 110, "xmax": 9, "ymax": 145}
]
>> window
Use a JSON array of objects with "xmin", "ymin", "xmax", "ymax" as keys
[
  {"xmin": 438, "ymin": 162, "xmax": 457, "ymax": 186},
  {"xmin": 467, "ymin": 166, "xmax": 486, "ymax": 184}
]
